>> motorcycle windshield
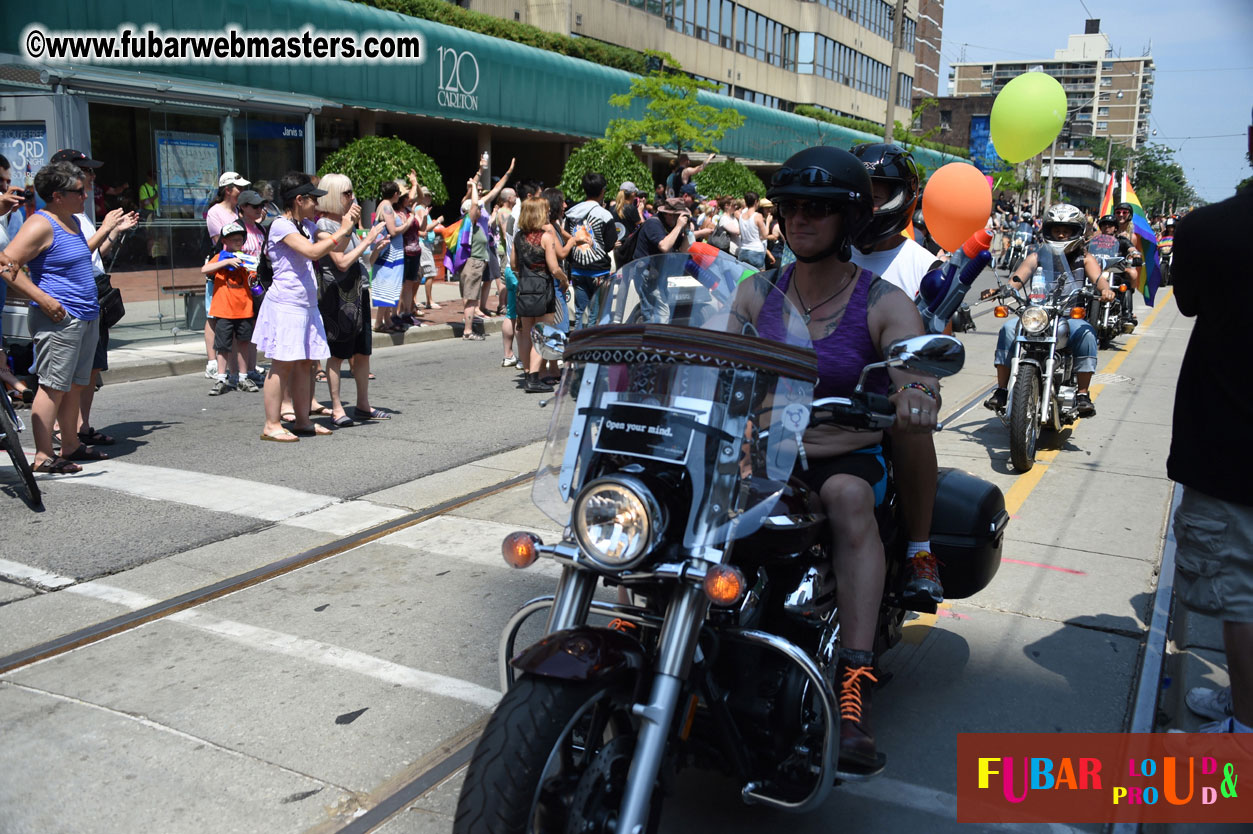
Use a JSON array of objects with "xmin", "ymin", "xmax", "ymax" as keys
[
  {"xmin": 532, "ymin": 250, "xmax": 817, "ymax": 553},
  {"xmin": 1024, "ymin": 249, "xmax": 1086, "ymax": 305}
]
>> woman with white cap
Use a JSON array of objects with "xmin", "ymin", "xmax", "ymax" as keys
[{"xmin": 202, "ymin": 171, "xmax": 250, "ymax": 377}]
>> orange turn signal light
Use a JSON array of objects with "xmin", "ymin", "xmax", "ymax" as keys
[
  {"xmin": 1070, "ymin": 307, "xmax": 1086, "ymax": 319},
  {"xmin": 1118, "ymin": 284, "xmax": 1127, "ymax": 292},
  {"xmin": 994, "ymin": 305, "xmax": 1009, "ymax": 318},
  {"xmin": 703, "ymin": 565, "xmax": 746, "ymax": 606},
  {"xmin": 502, "ymin": 531, "xmax": 541, "ymax": 569}
]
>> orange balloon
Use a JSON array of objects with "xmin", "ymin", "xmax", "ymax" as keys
[{"xmin": 922, "ymin": 163, "xmax": 993, "ymax": 252}]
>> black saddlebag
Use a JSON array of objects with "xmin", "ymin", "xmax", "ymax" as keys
[{"xmin": 931, "ymin": 467, "xmax": 1009, "ymax": 599}]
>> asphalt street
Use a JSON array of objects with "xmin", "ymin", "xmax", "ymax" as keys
[{"xmin": 0, "ymin": 273, "xmax": 1194, "ymax": 834}]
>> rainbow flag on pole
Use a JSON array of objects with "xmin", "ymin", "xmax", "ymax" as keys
[
  {"xmin": 1098, "ymin": 173, "xmax": 1116, "ymax": 217},
  {"xmin": 1121, "ymin": 173, "xmax": 1161, "ymax": 307}
]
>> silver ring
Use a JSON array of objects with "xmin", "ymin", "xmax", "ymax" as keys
[
  {"xmin": 923, "ymin": 410, "xmax": 932, "ymax": 416},
  {"xmin": 910, "ymin": 407, "xmax": 921, "ymax": 415}
]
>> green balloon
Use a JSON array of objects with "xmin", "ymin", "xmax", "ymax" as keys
[{"xmin": 990, "ymin": 72, "xmax": 1067, "ymax": 163}]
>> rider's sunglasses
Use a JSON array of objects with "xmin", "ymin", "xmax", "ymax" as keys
[
  {"xmin": 775, "ymin": 199, "xmax": 840, "ymax": 220},
  {"xmin": 1114, "ymin": 209, "xmax": 1131, "ymax": 216}
]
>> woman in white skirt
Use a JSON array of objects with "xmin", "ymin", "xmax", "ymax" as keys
[
  {"xmin": 254, "ymin": 172, "xmax": 360, "ymax": 442},
  {"xmin": 370, "ymin": 179, "xmax": 414, "ymax": 332}
]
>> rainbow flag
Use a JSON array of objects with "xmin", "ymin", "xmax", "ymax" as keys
[
  {"xmin": 1122, "ymin": 174, "xmax": 1161, "ymax": 307},
  {"xmin": 1098, "ymin": 174, "xmax": 1116, "ymax": 218}
]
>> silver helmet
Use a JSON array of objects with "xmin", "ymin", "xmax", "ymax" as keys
[{"xmin": 1041, "ymin": 203, "xmax": 1088, "ymax": 257}]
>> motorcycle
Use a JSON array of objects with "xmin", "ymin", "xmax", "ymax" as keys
[
  {"xmin": 991, "ymin": 251, "xmax": 1092, "ymax": 472},
  {"xmin": 1086, "ymin": 233, "xmax": 1139, "ymax": 347},
  {"xmin": 454, "ymin": 251, "xmax": 1008, "ymax": 833},
  {"xmin": 1158, "ymin": 233, "xmax": 1174, "ymax": 286},
  {"xmin": 999, "ymin": 221, "xmax": 1034, "ymax": 273}
]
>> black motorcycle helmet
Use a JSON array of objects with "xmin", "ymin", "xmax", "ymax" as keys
[
  {"xmin": 767, "ymin": 146, "xmax": 873, "ymax": 263},
  {"xmin": 1114, "ymin": 201, "xmax": 1134, "ymax": 220},
  {"xmin": 849, "ymin": 142, "xmax": 920, "ymax": 252},
  {"xmin": 1097, "ymin": 213, "xmax": 1117, "ymax": 229}
]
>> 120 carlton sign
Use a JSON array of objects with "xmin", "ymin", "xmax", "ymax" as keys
[{"xmin": 437, "ymin": 46, "xmax": 479, "ymax": 112}]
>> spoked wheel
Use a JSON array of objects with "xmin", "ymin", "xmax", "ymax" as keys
[
  {"xmin": 0, "ymin": 396, "xmax": 41, "ymax": 507},
  {"xmin": 454, "ymin": 675, "xmax": 652, "ymax": 834},
  {"xmin": 1008, "ymin": 365, "xmax": 1041, "ymax": 473}
]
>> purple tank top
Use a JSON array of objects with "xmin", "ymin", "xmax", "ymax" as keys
[{"xmin": 757, "ymin": 264, "xmax": 889, "ymax": 398}]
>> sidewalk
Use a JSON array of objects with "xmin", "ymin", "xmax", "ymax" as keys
[{"xmin": 71, "ymin": 279, "xmax": 509, "ymax": 384}]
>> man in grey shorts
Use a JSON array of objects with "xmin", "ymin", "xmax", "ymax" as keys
[{"xmin": 1167, "ymin": 121, "xmax": 1253, "ymax": 734}]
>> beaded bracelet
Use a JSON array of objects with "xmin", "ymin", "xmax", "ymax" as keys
[{"xmin": 895, "ymin": 381, "xmax": 938, "ymax": 401}]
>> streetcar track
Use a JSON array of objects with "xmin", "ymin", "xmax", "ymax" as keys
[{"xmin": 0, "ymin": 471, "xmax": 535, "ymax": 676}]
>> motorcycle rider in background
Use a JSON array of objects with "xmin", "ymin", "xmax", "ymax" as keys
[
  {"xmin": 1112, "ymin": 202, "xmax": 1142, "ymax": 327},
  {"xmin": 849, "ymin": 142, "xmax": 946, "ymax": 608},
  {"xmin": 764, "ymin": 146, "xmax": 940, "ymax": 775},
  {"xmin": 983, "ymin": 204, "xmax": 1114, "ymax": 418}
]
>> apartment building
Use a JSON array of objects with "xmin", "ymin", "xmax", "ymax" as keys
[
  {"xmin": 469, "ymin": 0, "xmax": 944, "ymax": 128},
  {"xmin": 948, "ymin": 20, "xmax": 1154, "ymax": 153}
]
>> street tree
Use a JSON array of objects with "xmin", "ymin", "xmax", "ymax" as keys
[
  {"xmin": 318, "ymin": 135, "xmax": 448, "ymax": 204},
  {"xmin": 559, "ymin": 139, "xmax": 654, "ymax": 202},
  {"xmin": 606, "ymin": 51, "xmax": 744, "ymax": 158},
  {"xmin": 1129, "ymin": 143, "xmax": 1199, "ymax": 211},
  {"xmin": 693, "ymin": 160, "xmax": 766, "ymax": 199}
]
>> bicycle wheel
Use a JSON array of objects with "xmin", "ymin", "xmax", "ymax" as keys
[{"xmin": 0, "ymin": 396, "xmax": 41, "ymax": 506}]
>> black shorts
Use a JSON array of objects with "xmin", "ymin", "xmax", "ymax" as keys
[
  {"xmin": 796, "ymin": 445, "xmax": 888, "ymax": 508},
  {"xmin": 93, "ymin": 326, "xmax": 109, "ymax": 372},
  {"xmin": 402, "ymin": 254, "xmax": 422, "ymax": 283},
  {"xmin": 213, "ymin": 317, "xmax": 254, "ymax": 354}
]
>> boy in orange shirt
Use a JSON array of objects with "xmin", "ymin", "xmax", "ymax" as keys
[{"xmin": 201, "ymin": 221, "xmax": 256, "ymax": 395}]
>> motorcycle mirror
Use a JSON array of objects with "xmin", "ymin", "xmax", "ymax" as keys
[
  {"xmin": 885, "ymin": 335, "xmax": 966, "ymax": 379},
  {"xmin": 532, "ymin": 323, "xmax": 567, "ymax": 361}
]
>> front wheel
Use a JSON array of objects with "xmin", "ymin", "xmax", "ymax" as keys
[
  {"xmin": 1009, "ymin": 364, "xmax": 1041, "ymax": 473},
  {"xmin": 0, "ymin": 398, "xmax": 41, "ymax": 507},
  {"xmin": 454, "ymin": 675, "xmax": 649, "ymax": 834}
]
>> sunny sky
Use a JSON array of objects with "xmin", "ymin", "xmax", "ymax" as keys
[{"xmin": 937, "ymin": 0, "xmax": 1253, "ymax": 204}]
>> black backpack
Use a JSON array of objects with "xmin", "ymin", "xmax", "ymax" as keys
[
  {"xmin": 255, "ymin": 219, "xmax": 275, "ymax": 289},
  {"xmin": 613, "ymin": 225, "xmax": 643, "ymax": 267}
]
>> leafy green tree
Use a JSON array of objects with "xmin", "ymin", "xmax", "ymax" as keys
[
  {"xmin": 605, "ymin": 52, "xmax": 744, "ymax": 158},
  {"xmin": 1080, "ymin": 137, "xmax": 1136, "ymax": 178},
  {"xmin": 1129, "ymin": 143, "xmax": 1199, "ymax": 212},
  {"xmin": 559, "ymin": 139, "xmax": 653, "ymax": 202},
  {"xmin": 318, "ymin": 135, "xmax": 448, "ymax": 204},
  {"xmin": 794, "ymin": 104, "xmax": 969, "ymax": 158},
  {"xmin": 693, "ymin": 160, "xmax": 767, "ymax": 199}
]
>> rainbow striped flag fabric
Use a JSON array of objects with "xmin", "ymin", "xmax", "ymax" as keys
[
  {"xmin": 1121, "ymin": 174, "xmax": 1161, "ymax": 307},
  {"xmin": 1098, "ymin": 175, "xmax": 1116, "ymax": 217}
]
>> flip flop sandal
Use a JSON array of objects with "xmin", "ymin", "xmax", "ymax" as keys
[
  {"xmin": 314, "ymin": 370, "xmax": 328, "ymax": 383},
  {"xmin": 64, "ymin": 445, "xmax": 108, "ymax": 461},
  {"xmin": 352, "ymin": 408, "xmax": 391, "ymax": 421},
  {"xmin": 33, "ymin": 456, "xmax": 82, "ymax": 474},
  {"xmin": 332, "ymin": 415, "xmax": 355, "ymax": 428},
  {"xmin": 259, "ymin": 431, "xmax": 299, "ymax": 443},
  {"xmin": 290, "ymin": 425, "xmax": 332, "ymax": 437},
  {"xmin": 309, "ymin": 404, "xmax": 334, "ymax": 417},
  {"xmin": 280, "ymin": 412, "xmax": 297, "ymax": 423},
  {"xmin": 77, "ymin": 428, "xmax": 116, "ymax": 446}
]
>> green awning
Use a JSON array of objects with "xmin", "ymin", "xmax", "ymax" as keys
[{"xmin": 2, "ymin": 0, "xmax": 963, "ymax": 168}]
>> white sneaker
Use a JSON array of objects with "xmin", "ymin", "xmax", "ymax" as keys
[
  {"xmin": 501, "ymin": 356, "xmax": 518, "ymax": 368},
  {"xmin": 205, "ymin": 361, "xmax": 217, "ymax": 379},
  {"xmin": 1186, "ymin": 686, "xmax": 1234, "ymax": 721}
]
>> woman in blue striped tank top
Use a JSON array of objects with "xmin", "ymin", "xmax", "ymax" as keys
[
  {"xmin": 758, "ymin": 146, "xmax": 944, "ymax": 778},
  {"xmin": 0, "ymin": 161, "xmax": 125, "ymax": 474}
]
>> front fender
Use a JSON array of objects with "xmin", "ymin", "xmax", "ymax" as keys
[{"xmin": 511, "ymin": 626, "xmax": 646, "ymax": 684}]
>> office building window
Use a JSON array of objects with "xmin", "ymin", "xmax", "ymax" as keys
[
  {"xmin": 896, "ymin": 72, "xmax": 912, "ymax": 108},
  {"xmin": 1096, "ymin": 120, "xmax": 1108, "ymax": 130}
]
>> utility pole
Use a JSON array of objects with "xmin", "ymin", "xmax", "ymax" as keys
[{"xmin": 883, "ymin": 0, "xmax": 908, "ymax": 142}]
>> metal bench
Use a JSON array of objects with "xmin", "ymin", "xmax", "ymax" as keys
[{"xmin": 160, "ymin": 284, "xmax": 207, "ymax": 330}]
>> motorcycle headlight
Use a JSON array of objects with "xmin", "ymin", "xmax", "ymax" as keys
[
  {"xmin": 1020, "ymin": 305, "xmax": 1050, "ymax": 335},
  {"xmin": 572, "ymin": 476, "xmax": 663, "ymax": 570}
]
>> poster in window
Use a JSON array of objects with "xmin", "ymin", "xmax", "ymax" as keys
[
  {"xmin": 0, "ymin": 123, "xmax": 48, "ymax": 186},
  {"xmin": 156, "ymin": 131, "xmax": 220, "ymax": 216}
]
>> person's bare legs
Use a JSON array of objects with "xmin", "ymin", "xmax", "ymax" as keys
[
  {"xmin": 30, "ymin": 385, "xmax": 69, "ymax": 466},
  {"xmin": 263, "ymin": 360, "xmax": 293, "ymax": 437},
  {"xmin": 517, "ymin": 316, "xmax": 534, "ymax": 372},
  {"xmin": 77, "ymin": 369, "xmax": 102, "ymax": 436},
  {"xmin": 203, "ymin": 320, "xmax": 214, "ymax": 365},
  {"xmin": 288, "ymin": 360, "xmax": 328, "ymax": 434},
  {"xmin": 501, "ymin": 316, "xmax": 516, "ymax": 363},
  {"xmin": 350, "ymin": 354, "xmax": 372, "ymax": 413},
  {"xmin": 462, "ymin": 301, "xmax": 479, "ymax": 338},
  {"xmin": 423, "ymin": 276, "xmax": 438, "ymax": 309},
  {"xmin": 326, "ymin": 357, "xmax": 347, "ymax": 421},
  {"xmin": 400, "ymin": 279, "xmax": 418, "ymax": 318}
]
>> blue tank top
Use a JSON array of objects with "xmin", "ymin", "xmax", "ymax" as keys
[
  {"xmin": 28, "ymin": 210, "xmax": 98, "ymax": 321},
  {"xmin": 758, "ymin": 263, "xmax": 889, "ymax": 398}
]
